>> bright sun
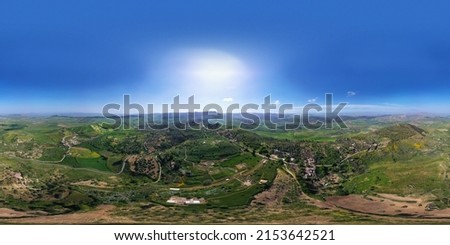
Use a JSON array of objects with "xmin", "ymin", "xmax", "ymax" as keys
[
  {"xmin": 161, "ymin": 48, "xmax": 253, "ymax": 102},
  {"xmin": 184, "ymin": 50, "xmax": 248, "ymax": 86},
  {"xmin": 173, "ymin": 49, "xmax": 250, "ymax": 94}
]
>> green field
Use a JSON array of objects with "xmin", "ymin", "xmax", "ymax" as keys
[
  {"xmin": 1, "ymin": 115, "xmax": 450, "ymax": 224},
  {"xmin": 344, "ymin": 156, "xmax": 449, "ymax": 196}
]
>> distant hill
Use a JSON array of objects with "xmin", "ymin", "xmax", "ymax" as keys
[{"xmin": 376, "ymin": 123, "xmax": 426, "ymax": 141}]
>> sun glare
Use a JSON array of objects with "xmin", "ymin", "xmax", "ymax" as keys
[
  {"xmin": 159, "ymin": 48, "xmax": 255, "ymax": 103},
  {"xmin": 184, "ymin": 51, "xmax": 248, "ymax": 86}
]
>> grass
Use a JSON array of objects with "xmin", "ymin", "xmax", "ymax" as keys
[
  {"xmin": 69, "ymin": 147, "xmax": 101, "ymax": 158},
  {"xmin": 343, "ymin": 156, "xmax": 449, "ymax": 197},
  {"xmin": 206, "ymin": 161, "xmax": 281, "ymax": 207},
  {"xmin": 208, "ymin": 184, "xmax": 265, "ymax": 207},
  {"xmin": 253, "ymin": 129, "xmax": 343, "ymax": 142},
  {"xmin": 62, "ymin": 156, "xmax": 110, "ymax": 172},
  {"xmin": 220, "ymin": 153, "xmax": 261, "ymax": 168},
  {"xmin": 39, "ymin": 146, "xmax": 67, "ymax": 161},
  {"xmin": 183, "ymin": 166, "xmax": 214, "ymax": 186},
  {"xmin": 0, "ymin": 123, "xmax": 26, "ymax": 131},
  {"xmin": 209, "ymin": 168, "xmax": 235, "ymax": 180},
  {"xmin": 4, "ymin": 116, "xmax": 450, "ymax": 223},
  {"xmin": 106, "ymin": 154, "xmax": 124, "ymax": 172},
  {"xmin": 168, "ymin": 138, "xmax": 241, "ymax": 163}
]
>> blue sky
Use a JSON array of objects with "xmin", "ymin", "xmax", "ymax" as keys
[{"xmin": 1, "ymin": 0, "xmax": 450, "ymax": 114}]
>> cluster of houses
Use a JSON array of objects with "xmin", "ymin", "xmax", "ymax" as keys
[
  {"xmin": 166, "ymin": 196, "xmax": 205, "ymax": 205},
  {"xmin": 165, "ymin": 188, "xmax": 205, "ymax": 205}
]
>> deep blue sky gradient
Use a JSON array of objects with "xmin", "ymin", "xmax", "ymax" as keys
[{"xmin": 1, "ymin": 0, "xmax": 450, "ymax": 114}]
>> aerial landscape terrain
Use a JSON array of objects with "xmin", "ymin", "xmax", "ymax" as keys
[
  {"xmin": 1, "ymin": 114, "xmax": 450, "ymax": 224},
  {"xmin": 1, "ymin": 0, "xmax": 450, "ymax": 226}
]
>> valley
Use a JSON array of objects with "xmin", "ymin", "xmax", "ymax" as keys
[{"xmin": 1, "ymin": 115, "xmax": 450, "ymax": 224}]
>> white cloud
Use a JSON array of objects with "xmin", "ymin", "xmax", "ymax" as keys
[
  {"xmin": 274, "ymin": 100, "xmax": 280, "ymax": 105},
  {"xmin": 223, "ymin": 97, "xmax": 233, "ymax": 102},
  {"xmin": 347, "ymin": 91, "xmax": 356, "ymax": 97},
  {"xmin": 307, "ymin": 97, "xmax": 318, "ymax": 103}
]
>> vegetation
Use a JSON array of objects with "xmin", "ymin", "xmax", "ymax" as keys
[{"xmin": 1, "ymin": 115, "xmax": 450, "ymax": 224}]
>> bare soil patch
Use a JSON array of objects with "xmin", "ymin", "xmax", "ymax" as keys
[
  {"xmin": 1, "ymin": 205, "xmax": 134, "ymax": 224},
  {"xmin": 326, "ymin": 194, "xmax": 450, "ymax": 218}
]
